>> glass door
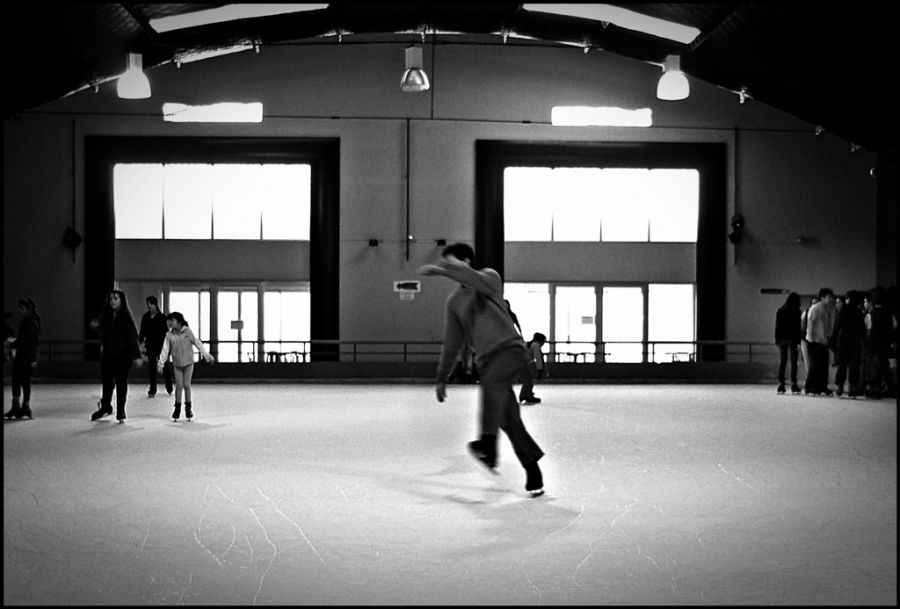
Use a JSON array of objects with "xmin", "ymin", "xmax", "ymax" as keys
[
  {"xmin": 554, "ymin": 286, "xmax": 597, "ymax": 363},
  {"xmin": 602, "ymin": 286, "xmax": 645, "ymax": 362},
  {"xmin": 217, "ymin": 289, "xmax": 258, "ymax": 362}
]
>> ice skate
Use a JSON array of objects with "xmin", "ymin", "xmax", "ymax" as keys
[
  {"xmin": 184, "ymin": 402, "xmax": 193, "ymax": 421},
  {"xmin": 18, "ymin": 401, "xmax": 32, "ymax": 419},
  {"xmin": 91, "ymin": 401, "xmax": 112, "ymax": 421},
  {"xmin": 791, "ymin": 384, "xmax": 801, "ymax": 395},
  {"xmin": 776, "ymin": 384, "xmax": 786, "ymax": 394},
  {"xmin": 524, "ymin": 460, "xmax": 544, "ymax": 497},
  {"xmin": 4, "ymin": 398, "xmax": 21, "ymax": 419},
  {"xmin": 521, "ymin": 395, "xmax": 541, "ymax": 404},
  {"xmin": 172, "ymin": 402, "xmax": 181, "ymax": 421},
  {"xmin": 467, "ymin": 436, "xmax": 497, "ymax": 471}
]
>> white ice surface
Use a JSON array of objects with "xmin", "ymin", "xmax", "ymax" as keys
[{"xmin": 3, "ymin": 383, "xmax": 897, "ymax": 605}]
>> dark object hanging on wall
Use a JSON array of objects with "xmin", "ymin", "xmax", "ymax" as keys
[
  {"xmin": 63, "ymin": 227, "xmax": 82, "ymax": 249},
  {"xmin": 728, "ymin": 213, "xmax": 745, "ymax": 244}
]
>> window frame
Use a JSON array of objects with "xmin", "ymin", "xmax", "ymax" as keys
[
  {"xmin": 477, "ymin": 140, "xmax": 726, "ymax": 360},
  {"xmin": 85, "ymin": 136, "xmax": 339, "ymax": 361}
]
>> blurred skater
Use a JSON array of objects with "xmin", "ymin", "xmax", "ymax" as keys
[{"xmin": 419, "ymin": 243, "xmax": 545, "ymax": 497}]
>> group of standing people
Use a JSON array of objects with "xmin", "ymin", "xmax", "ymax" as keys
[
  {"xmin": 775, "ymin": 285, "xmax": 897, "ymax": 398},
  {"xmin": 5, "ymin": 290, "xmax": 212, "ymax": 423},
  {"xmin": 89, "ymin": 290, "xmax": 213, "ymax": 423}
]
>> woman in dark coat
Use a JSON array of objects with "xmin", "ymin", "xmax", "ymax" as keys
[
  {"xmin": 774, "ymin": 292, "xmax": 803, "ymax": 394},
  {"xmin": 4, "ymin": 297, "xmax": 41, "ymax": 419},
  {"xmin": 89, "ymin": 289, "xmax": 143, "ymax": 423}
]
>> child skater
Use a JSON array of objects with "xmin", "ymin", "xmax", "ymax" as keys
[
  {"xmin": 158, "ymin": 312, "xmax": 214, "ymax": 421},
  {"xmin": 518, "ymin": 332, "xmax": 548, "ymax": 404}
]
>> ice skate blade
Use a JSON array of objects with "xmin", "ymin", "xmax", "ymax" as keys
[{"xmin": 528, "ymin": 489, "xmax": 545, "ymax": 498}]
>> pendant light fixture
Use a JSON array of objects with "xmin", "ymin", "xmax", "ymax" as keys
[
  {"xmin": 656, "ymin": 54, "xmax": 689, "ymax": 101},
  {"xmin": 400, "ymin": 46, "xmax": 430, "ymax": 92},
  {"xmin": 117, "ymin": 52, "xmax": 151, "ymax": 99}
]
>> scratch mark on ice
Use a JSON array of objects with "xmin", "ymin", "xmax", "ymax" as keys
[
  {"xmin": 247, "ymin": 507, "xmax": 277, "ymax": 606},
  {"xmin": 717, "ymin": 463, "xmax": 758, "ymax": 493},
  {"xmin": 257, "ymin": 487, "xmax": 325, "ymax": 565}
]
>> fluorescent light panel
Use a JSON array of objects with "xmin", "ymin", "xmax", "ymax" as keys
[
  {"xmin": 175, "ymin": 44, "xmax": 255, "ymax": 65},
  {"xmin": 524, "ymin": 4, "xmax": 700, "ymax": 44},
  {"xmin": 151, "ymin": 4, "xmax": 328, "ymax": 33},
  {"xmin": 163, "ymin": 102, "xmax": 263, "ymax": 123},
  {"xmin": 551, "ymin": 106, "xmax": 652, "ymax": 127}
]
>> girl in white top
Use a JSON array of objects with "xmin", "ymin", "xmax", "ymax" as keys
[{"xmin": 158, "ymin": 312, "xmax": 214, "ymax": 421}]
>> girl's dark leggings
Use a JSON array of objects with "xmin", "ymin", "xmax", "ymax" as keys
[{"xmin": 12, "ymin": 359, "xmax": 33, "ymax": 401}]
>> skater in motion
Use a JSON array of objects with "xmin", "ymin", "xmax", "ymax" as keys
[
  {"xmin": 419, "ymin": 242, "xmax": 545, "ymax": 497},
  {"xmin": 4, "ymin": 297, "xmax": 41, "ymax": 420},
  {"xmin": 158, "ymin": 312, "xmax": 214, "ymax": 421},
  {"xmin": 774, "ymin": 292, "xmax": 802, "ymax": 395},
  {"xmin": 90, "ymin": 289, "xmax": 143, "ymax": 423}
]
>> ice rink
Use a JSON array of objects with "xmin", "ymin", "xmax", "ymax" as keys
[{"xmin": 3, "ymin": 383, "xmax": 896, "ymax": 605}]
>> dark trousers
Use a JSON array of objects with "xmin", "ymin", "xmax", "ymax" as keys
[
  {"xmin": 865, "ymin": 348, "xmax": 895, "ymax": 397},
  {"xmin": 776, "ymin": 340, "xmax": 798, "ymax": 385},
  {"xmin": 805, "ymin": 342, "xmax": 830, "ymax": 393},
  {"xmin": 479, "ymin": 345, "xmax": 544, "ymax": 467},
  {"xmin": 147, "ymin": 354, "xmax": 173, "ymax": 393},
  {"xmin": 834, "ymin": 345, "xmax": 862, "ymax": 392},
  {"xmin": 101, "ymin": 356, "xmax": 133, "ymax": 417},
  {"xmin": 12, "ymin": 359, "xmax": 33, "ymax": 401}
]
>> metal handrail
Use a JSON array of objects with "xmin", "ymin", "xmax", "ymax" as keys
[{"xmin": 26, "ymin": 338, "xmax": 780, "ymax": 365}]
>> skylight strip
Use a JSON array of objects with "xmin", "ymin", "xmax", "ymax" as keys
[
  {"xmin": 151, "ymin": 4, "xmax": 328, "ymax": 34},
  {"xmin": 524, "ymin": 4, "xmax": 700, "ymax": 44},
  {"xmin": 551, "ymin": 106, "xmax": 652, "ymax": 127},
  {"xmin": 174, "ymin": 44, "xmax": 255, "ymax": 65},
  {"xmin": 163, "ymin": 102, "xmax": 263, "ymax": 123}
]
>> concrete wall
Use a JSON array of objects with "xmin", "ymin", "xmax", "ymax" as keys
[{"xmin": 3, "ymin": 42, "xmax": 881, "ymax": 348}]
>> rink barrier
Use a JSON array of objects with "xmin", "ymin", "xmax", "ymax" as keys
[{"xmin": 6, "ymin": 339, "xmax": 781, "ymax": 382}]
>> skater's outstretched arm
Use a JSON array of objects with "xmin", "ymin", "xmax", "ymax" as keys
[{"xmin": 418, "ymin": 254, "xmax": 501, "ymax": 298}]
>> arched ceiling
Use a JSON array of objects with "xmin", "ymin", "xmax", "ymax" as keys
[{"xmin": 3, "ymin": 3, "xmax": 895, "ymax": 154}]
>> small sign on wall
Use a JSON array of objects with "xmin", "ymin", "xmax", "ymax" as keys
[
  {"xmin": 394, "ymin": 280, "xmax": 421, "ymax": 292},
  {"xmin": 230, "ymin": 320, "xmax": 244, "ymax": 330},
  {"xmin": 394, "ymin": 280, "xmax": 420, "ymax": 300}
]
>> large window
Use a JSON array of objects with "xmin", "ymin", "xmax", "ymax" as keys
[
  {"xmin": 504, "ymin": 167, "xmax": 698, "ymax": 242},
  {"xmin": 114, "ymin": 163, "xmax": 311, "ymax": 240}
]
